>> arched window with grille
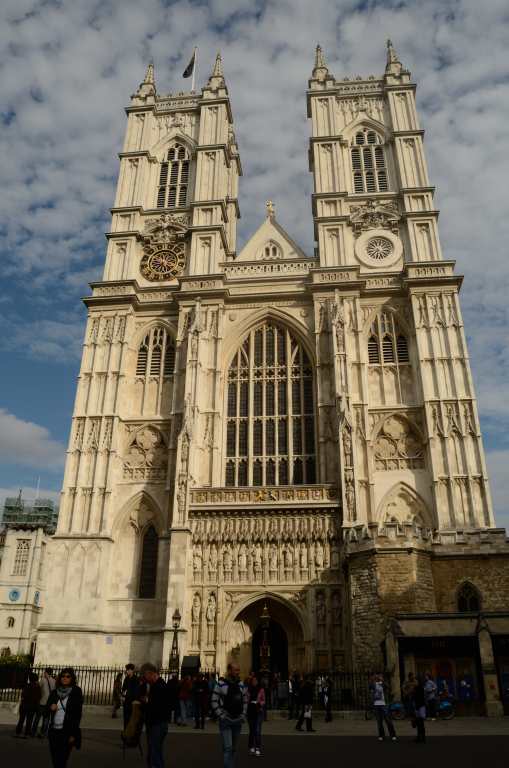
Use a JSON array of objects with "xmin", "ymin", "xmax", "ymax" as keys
[
  {"xmin": 225, "ymin": 321, "xmax": 316, "ymax": 487},
  {"xmin": 7, "ymin": 617, "xmax": 15, "ymax": 629},
  {"xmin": 457, "ymin": 582, "xmax": 481, "ymax": 613},
  {"xmin": 138, "ymin": 526, "xmax": 158, "ymax": 599},
  {"xmin": 351, "ymin": 129, "xmax": 389, "ymax": 194},
  {"xmin": 136, "ymin": 327, "xmax": 176, "ymax": 379},
  {"xmin": 157, "ymin": 143, "xmax": 190, "ymax": 209},
  {"xmin": 367, "ymin": 312, "xmax": 409, "ymax": 367}
]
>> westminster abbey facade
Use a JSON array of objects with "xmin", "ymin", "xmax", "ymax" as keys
[{"xmin": 36, "ymin": 44, "xmax": 509, "ymax": 715}]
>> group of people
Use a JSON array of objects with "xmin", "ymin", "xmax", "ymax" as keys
[{"xmin": 15, "ymin": 667, "xmax": 83, "ymax": 768}]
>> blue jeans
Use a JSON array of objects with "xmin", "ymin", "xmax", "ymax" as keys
[
  {"xmin": 219, "ymin": 719, "xmax": 242, "ymax": 768},
  {"xmin": 146, "ymin": 721, "xmax": 168, "ymax": 768},
  {"xmin": 247, "ymin": 710, "xmax": 263, "ymax": 749}
]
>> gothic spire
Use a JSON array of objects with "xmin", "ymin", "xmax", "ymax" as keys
[
  {"xmin": 207, "ymin": 51, "xmax": 225, "ymax": 91},
  {"xmin": 385, "ymin": 39, "xmax": 403, "ymax": 77},
  {"xmin": 311, "ymin": 44, "xmax": 330, "ymax": 82},
  {"xmin": 135, "ymin": 61, "xmax": 156, "ymax": 99}
]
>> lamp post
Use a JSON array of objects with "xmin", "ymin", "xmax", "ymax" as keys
[
  {"xmin": 259, "ymin": 602, "xmax": 271, "ymax": 673},
  {"xmin": 169, "ymin": 608, "xmax": 181, "ymax": 674}
]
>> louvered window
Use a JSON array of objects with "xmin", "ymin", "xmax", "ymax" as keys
[
  {"xmin": 351, "ymin": 129, "xmax": 389, "ymax": 194},
  {"xmin": 225, "ymin": 322, "xmax": 316, "ymax": 486},
  {"xmin": 157, "ymin": 143, "xmax": 191, "ymax": 209},
  {"xmin": 138, "ymin": 526, "xmax": 158, "ymax": 598},
  {"xmin": 136, "ymin": 327, "xmax": 176, "ymax": 381},
  {"xmin": 368, "ymin": 314, "xmax": 410, "ymax": 366}
]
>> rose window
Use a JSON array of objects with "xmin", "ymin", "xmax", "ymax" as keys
[{"xmin": 366, "ymin": 236, "xmax": 393, "ymax": 261}]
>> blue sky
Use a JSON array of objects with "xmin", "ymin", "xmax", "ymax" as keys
[{"xmin": 0, "ymin": 0, "xmax": 508, "ymax": 529}]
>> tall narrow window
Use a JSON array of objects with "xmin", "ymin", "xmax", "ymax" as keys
[
  {"xmin": 139, "ymin": 526, "xmax": 158, "ymax": 599},
  {"xmin": 12, "ymin": 540, "xmax": 30, "ymax": 576},
  {"xmin": 225, "ymin": 322, "xmax": 316, "ymax": 486},
  {"xmin": 136, "ymin": 327, "xmax": 176, "ymax": 381},
  {"xmin": 367, "ymin": 313, "xmax": 410, "ymax": 367},
  {"xmin": 351, "ymin": 129, "xmax": 389, "ymax": 194},
  {"xmin": 157, "ymin": 143, "xmax": 190, "ymax": 209}
]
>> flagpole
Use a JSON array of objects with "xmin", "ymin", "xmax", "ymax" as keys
[{"xmin": 191, "ymin": 46, "xmax": 198, "ymax": 92}]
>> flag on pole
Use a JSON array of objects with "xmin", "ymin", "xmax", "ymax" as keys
[{"xmin": 182, "ymin": 50, "xmax": 196, "ymax": 78}]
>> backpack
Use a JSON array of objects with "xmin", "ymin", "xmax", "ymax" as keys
[{"xmin": 223, "ymin": 682, "xmax": 243, "ymax": 719}]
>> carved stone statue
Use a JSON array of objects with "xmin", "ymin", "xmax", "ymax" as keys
[
  {"xmin": 269, "ymin": 544, "xmax": 278, "ymax": 573},
  {"xmin": 300, "ymin": 543, "xmax": 308, "ymax": 569},
  {"xmin": 238, "ymin": 544, "xmax": 247, "ymax": 573},
  {"xmin": 193, "ymin": 547, "xmax": 202, "ymax": 576},
  {"xmin": 315, "ymin": 540, "xmax": 324, "ymax": 569},
  {"xmin": 206, "ymin": 592, "xmax": 216, "ymax": 644}
]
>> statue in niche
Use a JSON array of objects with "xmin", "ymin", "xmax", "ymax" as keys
[
  {"xmin": 269, "ymin": 544, "xmax": 278, "ymax": 574},
  {"xmin": 193, "ymin": 547, "xmax": 202, "ymax": 577},
  {"xmin": 208, "ymin": 545, "xmax": 218, "ymax": 579},
  {"xmin": 315, "ymin": 540, "xmax": 324, "ymax": 570},
  {"xmin": 223, "ymin": 546, "xmax": 232, "ymax": 581},
  {"xmin": 206, "ymin": 593, "xmax": 216, "ymax": 644},
  {"xmin": 316, "ymin": 592, "xmax": 326, "ymax": 645},
  {"xmin": 253, "ymin": 543, "xmax": 263, "ymax": 574},
  {"xmin": 223, "ymin": 518, "xmax": 234, "ymax": 540},
  {"xmin": 283, "ymin": 545, "xmax": 293, "ymax": 570},
  {"xmin": 330, "ymin": 545, "xmax": 340, "ymax": 570},
  {"xmin": 300, "ymin": 543, "xmax": 308, "ymax": 569},
  {"xmin": 238, "ymin": 544, "xmax": 247, "ymax": 573},
  {"xmin": 268, "ymin": 518, "xmax": 278, "ymax": 541},
  {"xmin": 191, "ymin": 594, "xmax": 201, "ymax": 645}
]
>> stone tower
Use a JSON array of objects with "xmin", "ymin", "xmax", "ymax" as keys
[{"xmin": 36, "ymin": 45, "xmax": 507, "ymax": 701}]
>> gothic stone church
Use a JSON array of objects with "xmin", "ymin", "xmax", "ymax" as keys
[{"xmin": 36, "ymin": 44, "xmax": 509, "ymax": 715}]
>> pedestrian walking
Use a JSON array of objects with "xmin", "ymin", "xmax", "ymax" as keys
[
  {"xmin": 192, "ymin": 673, "xmax": 209, "ymax": 730},
  {"xmin": 412, "ymin": 677, "xmax": 427, "ymax": 743},
  {"xmin": 322, "ymin": 676, "xmax": 332, "ymax": 722},
  {"xmin": 295, "ymin": 675, "xmax": 315, "ymax": 733},
  {"xmin": 369, "ymin": 673, "xmax": 397, "ymax": 742},
  {"xmin": 111, "ymin": 671, "xmax": 122, "ymax": 719},
  {"xmin": 178, "ymin": 675, "xmax": 192, "ymax": 725},
  {"xmin": 424, "ymin": 672, "xmax": 438, "ymax": 720},
  {"xmin": 47, "ymin": 668, "xmax": 83, "ymax": 768},
  {"xmin": 139, "ymin": 662, "xmax": 170, "ymax": 768},
  {"xmin": 15, "ymin": 672, "xmax": 41, "ymax": 738},
  {"xmin": 32, "ymin": 667, "xmax": 55, "ymax": 738},
  {"xmin": 401, "ymin": 672, "xmax": 417, "ymax": 718},
  {"xmin": 121, "ymin": 663, "xmax": 140, "ymax": 729},
  {"xmin": 288, "ymin": 671, "xmax": 300, "ymax": 720},
  {"xmin": 211, "ymin": 662, "xmax": 247, "ymax": 768},
  {"xmin": 247, "ymin": 674, "xmax": 265, "ymax": 756},
  {"xmin": 167, "ymin": 673, "xmax": 180, "ymax": 725}
]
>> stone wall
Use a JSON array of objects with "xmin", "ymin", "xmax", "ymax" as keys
[{"xmin": 432, "ymin": 555, "xmax": 509, "ymax": 612}]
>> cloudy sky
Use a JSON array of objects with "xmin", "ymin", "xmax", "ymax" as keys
[{"xmin": 0, "ymin": 0, "xmax": 507, "ymax": 529}]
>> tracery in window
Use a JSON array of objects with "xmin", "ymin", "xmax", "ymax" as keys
[
  {"xmin": 157, "ymin": 143, "xmax": 190, "ymax": 209},
  {"xmin": 367, "ymin": 312, "xmax": 409, "ymax": 367},
  {"xmin": 138, "ymin": 526, "xmax": 158, "ymax": 598},
  {"xmin": 351, "ymin": 129, "xmax": 389, "ymax": 194},
  {"xmin": 12, "ymin": 540, "xmax": 30, "ymax": 577},
  {"xmin": 136, "ymin": 327, "xmax": 176, "ymax": 379},
  {"xmin": 225, "ymin": 322, "xmax": 316, "ymax": 486},
  {"xmin": 457, "ymin": 582, "xmax": 481, "ymax": 613}
]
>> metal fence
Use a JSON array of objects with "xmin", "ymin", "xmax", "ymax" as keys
[{"xmin": 0, "ymin": 665, "xmax": 372, "ymax": 711}]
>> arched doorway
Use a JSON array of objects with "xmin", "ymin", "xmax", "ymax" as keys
[{"xmin": 226, "ymin": 596, "xmax": 305, "ymax": 679}]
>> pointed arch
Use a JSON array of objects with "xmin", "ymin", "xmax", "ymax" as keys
[
  {"xmin": 223, "ymin": 315, "xmax": 316, "ymax": 487},
  {"xmin": 138, "ymin": 524, "xmax": 159, "ymax": 599},
  {"xmin": 222, "ymin": 591, "xmax": 309, "ymax": 641},
  {"xmin": 111, "ymin": 490, "xmax": 163, "ymax": 538},
  {"xmin": 342, "ymin": 115, "xmax": 389, "ymax": 143},
  {"xmin": 376, "ymin": 482, "xmax": 434, "ymax": 528},
  {"xmin": 457, "ymin": 581, "xmax": 481, "ymax": 613},
  {"xmin": 149, "ymin": 131, "xmax": 197, "ymax": 162}
]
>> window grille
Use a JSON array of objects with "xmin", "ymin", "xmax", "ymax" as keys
[
  {"xmin": 138, "ymin": 526, "xmax": 158, "ymax": 599},
  {"xmin": 367, "ymin": 314, "xmax": 410, "ymax": 367},
  {"xmin": 12, "ymin": 540, "xmax": 30, "ymax": 576},
  {"xmin": 457, "ymin": 582, "xmax": 481, "ymax": 612},
  {"xmin": 225, "ymin": 322, "xmax": 316, "ymax": 486},
  {"xmin": 351, "ymin": 129, "xmax": 389, "ymax": 194},
  {"xmin": 157, "ymin": 143, "xmax": 190, "ymax": 209},
  {"xmin": 136, "ymin": 327, "xmax": 176, "ymax": 380}
]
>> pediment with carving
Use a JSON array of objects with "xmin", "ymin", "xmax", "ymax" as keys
[{"xmin": 349, "ymin": 199, "xmax": 400, "ymax": 236}]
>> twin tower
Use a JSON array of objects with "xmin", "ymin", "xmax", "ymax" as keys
[{"xmin": 35, "ymin": 45, "xmax": 507, "ymax": 712}]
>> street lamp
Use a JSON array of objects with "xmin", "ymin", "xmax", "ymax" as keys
[{"xmin": 169, "ymin": 608, "xmax": 181, "ymax": 674}]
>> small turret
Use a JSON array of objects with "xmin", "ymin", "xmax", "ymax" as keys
[
  {"xmin": 207, "ymin": 52, "xmax": 225, "ymax": 92},
  {"xmin": 311, "ymin": 44, "xmax": 330, "ymax": 82},
  {"xmin": 385, "ymin": 39, "xmax": 404, "ymax": 78},
  {"xmin": 133, "ymin": 61, "xmax": 156, "ymax": 102}
]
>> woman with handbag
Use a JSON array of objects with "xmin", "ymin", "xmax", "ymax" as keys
[{"xmin": 47, "ymin": 668, "xmax": 83, "ymax": 768}]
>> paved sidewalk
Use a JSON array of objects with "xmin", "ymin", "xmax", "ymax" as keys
[{"xmin": 0, "ymin": 701, "xmax": 507, "ymax": 736}]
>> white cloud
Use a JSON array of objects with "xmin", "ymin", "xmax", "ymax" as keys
[
  {"xmin": 0, "ymin": 409, "xmax": 65, "ymax": 471},
  {"xmin": 486, "ymin": 451, "xmax": 509, "ymax": 533}
]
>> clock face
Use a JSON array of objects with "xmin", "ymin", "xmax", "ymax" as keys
[{"xmin": 140, "ymin": 245, "xmax": 185, "ymax": 282}]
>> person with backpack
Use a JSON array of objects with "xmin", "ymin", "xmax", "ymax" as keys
[
  {"xmin": 138, "ymin": 663, "xmax": 170, "ymax": 768},
  {"xmin": 211, "ymin": 663, "xmax": 248, "ymax": 768},
  {"xmin": 47, "ymin": 668, "xmax": 83, "ymax": 768},
  {"xmin": 368, "ymin": 673, "xmax": 397, "ymax": 742}
]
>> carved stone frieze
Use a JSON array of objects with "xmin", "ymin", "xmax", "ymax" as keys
[
  {"xmin": 189, "ymin": 485, "xmax": 338, "ymax": 507},
  {"xmin": 349, "ymin": 199, "xmax": 400, "ymax": 236}
]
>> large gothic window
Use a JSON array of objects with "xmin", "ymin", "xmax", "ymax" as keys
[
  {"xmin": 156, "ymin": 143, "xmax": 190, "ymax": 209},
  {"xmin": 138, "ymin": 526, "xmax": 158, "ymax": 598},
  {"xmin": 351, "ymin": 129, "xmax": 389, "ymax": 194},
  {"xmin": 225, "ymin": 322, "xmax": 316, "ymax": 487}
]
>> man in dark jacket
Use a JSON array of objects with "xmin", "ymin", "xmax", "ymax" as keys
[
  {"xmin": 121, "ymin": 664, "xmax": 139, "ymax": 729},
  {"xmin": 16, "ymin": 672, "xmax": 41, "ymax": 738},
  {"xmin": 139, "ymin": 663, "xmax": 170, "ymax": 768},
  {"xmin": 295, "ymin": 676, "xmax": 315, "ymax": 733}
]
